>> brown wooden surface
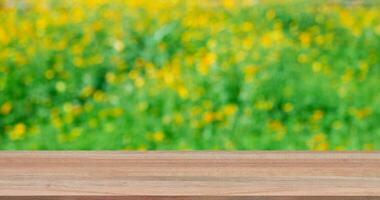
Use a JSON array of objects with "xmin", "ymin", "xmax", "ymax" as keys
[{"xmin": 0, "ymin": 151, "xmax": 379, "ymax": 200}]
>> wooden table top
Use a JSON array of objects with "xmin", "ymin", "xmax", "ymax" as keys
[{"xmin": 0, "ymin": 151, "xmax": 379, "ymax": 200}]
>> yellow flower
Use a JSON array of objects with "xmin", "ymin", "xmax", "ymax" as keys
[
  {"xmin": 267, "ymin": 120, "xmax": 287, "ymax": 140},
  {"xmin": 174, "ymin": 113, "xmax": 184, "ymax": 125},
  {"xmin": 202, "ymin": 52, "xmax": 217, "ymax": 65},
  {"xmin": 134, "ymin": 77, "xmax": 145, "ymax": 88},
  {"xmin": 315, "ymin": 35, "xmax": 325, "ymax": 45},
  {"xmin": 203, "ymin": 111, "xmax": 214, "ymax": 124},
  {"xmin": 104, "ymin": 123, "xmax": 114, "ymax": 133},
  {"xmin": 335, "ymin": 145, "xmax": 346, "ymax": 151},
  {"xmin": 351, "ymin": 107, "xmax": 372, "ymax": 119},
  {"xmin": 341, "ymin": 70, "xmax": 353, "ymax": 83},
  {"xmin": 9, "ymin": 123, "xmax": 26, "ymax": 141},
  {"xmin": 80, "ymin": 85, "xmax": 94, "ymax": 98},
  {"xmin": 299, "ymin": 32, "xmax": 311, "ymax": 48},
  {"xmin": 332, "ymin": 121, "xmax": 343, "ymax": 130},
  {"xmin": 282, "ymin": 103, "xmax": 294, "ymax": 113},
  {"xmin": 72, "ymin": 8, "xmax": 84, "ymax": 24},
  {"xmin": 198, "ymin": 52, "xmax": 216, "ymax": 75},
  {"xmin": 297, "ymin": 54, "xmax": 308, "ymax": 64},
  {"xmin": 308, "ymin": 132, "xmax": 328, "ymax": 151},
  {"xmin": 0, "ymin": 27, "xmax": 10, "ymax": 45},
  {"xmin": 68, "ymin": 127, "xmax": 82, "ymax": 140},
  {"xmin": 312, "ymin": 62, "xmax": 322, "ymax": 73},
  {"xmin": 177, "ymin": 85, "xmax": 189, "ymax": 99},
  {"xmin": 202, "ymin": 100, "xmax": 213, "ymax": 110},
  {"xmin": 242, "ymin": 37, "xmax": 253, "ymax": 50},
  {"xmin": 63, "ymin": 103, "xmax": 73, "ymax": 113},
  {"xmin": 311, "ymin": 110, "xmax": 324, "ymax": 122},
  {"xmin": 55, "ymin": 81, "xmax": 66, "ymax": 93},
  {"xmin": 364, "ymin": 143, "xmax": 374, "ymax": 151},
  {"xmin": 243, "ymin": 65, "xmax": 258, "ymax": 82},
  {"xmin": 113, "ymin": 40, "xmax": 124, "ymax": 52},
  {"xmin": 111, "ymin": 107, "xmax": 124, "ymax": 117},
  {"xmin": 106, "ymin": 72, "xmax": 116, "ymax": 84},
  {"xmin": 266, "ymin": 9, "xmax": 276, "ymax": 21},
  {"xmin": 255, "ymin": 100, "xmax": 273, "ymax": 111},
  {"xmin": 93, "ymin": 90, "xmax": 105, "ymax": 102},
  {"xmin": 1, "ymin": 101, "xmax": 12, "ymax": 115},
  {"xmin": 224, "ymin": 139, "xmax": 235, "ymax": 150},
  {"xmin": 44, "ymin": 69, "xmax": 55, "ymax": 80},
  {"xmin": 137, "ymin": 102, "xmax": 148, "ymax": 112},
  {"xmin": 152, "ymin": 131, "xmax": 165, "ymax": 142},
  {"xmin": 88, "ymin": 118, "xmax": 98, "ymax": 128},
  {"xmin": 241, "ymin": 22, "xmax": 254, "ymax": 32},
  {"xmin": 260, "ymin": 33, "xmax": 271, "ymax": 48},
  {"xmin": 190, "ymin": 106, "xmax": 201, "ymax": 117},
  {"xmin": 73, "ymin": 57, "xmax": 85, "ymax": 68},
  {"xmin": 51, "ymin": 117, "xmax": 62, "ymax": 129},
  {"xmin": 221, "ymin": 104, "xmax": 237, "ymax": 116},
  {"xmin": 137, "ymin": 144, "xmax": 147, "ymax": 151},
  {"xmin": 64, "ymin": 114, "xmax": 74, "ymax": 125},
  {"xmin": 36, "ymin": 18, "xmax": 47, "ymax": 31},
  {"xmin": 222, "ymin": 0, "xmax": 235, "ymax": 9},
  {"xmin": 57, "ymin": 133, "xmax": 66, "ymax": 143}
]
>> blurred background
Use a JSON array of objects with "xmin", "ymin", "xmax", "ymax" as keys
[{"xmin": 0, "ymin": 0, "xmax": 379, "ymax": 150}]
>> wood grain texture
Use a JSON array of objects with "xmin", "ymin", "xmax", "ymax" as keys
[{"xmin": 0, "ymin": 152, "xmax": 379, "ymax": 200}]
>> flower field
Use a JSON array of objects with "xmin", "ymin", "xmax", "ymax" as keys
[{"xmin": 0, "ymin": 0, "xmax": 380, "ymax": 150}]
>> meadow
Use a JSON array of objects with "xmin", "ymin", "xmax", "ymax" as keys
[{"xmin": 0, "ymin": 0, "xmax": 380, "ymax": 150}]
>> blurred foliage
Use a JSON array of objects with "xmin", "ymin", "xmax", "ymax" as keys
[{"xmin": 0, "ymin": 0, "xmax": 380, "ymax": 150}]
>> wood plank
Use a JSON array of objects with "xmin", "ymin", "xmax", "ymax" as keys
[{"xmin": 0, "ymin": 152, "xmax": 379, "ymax": 199}]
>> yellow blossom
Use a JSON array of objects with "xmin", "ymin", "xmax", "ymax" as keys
[
  {"xmin": 137, "ymin": 144, "xmax": 147, "ymax": 151},
  {"xmin": 242, "ymin": 37, "xmax": 253, "ymax": 50},
  {"xmin": 364, "ymin": 143, "xmax": 374, "ymax": 151},
  {"xmin": 44, "ymin": 69, "xmax": 55, "ymax": 80},
  {"xmin": 106, "ymin": 72, "xmax": 116, "ymax": 83},
  {"xmin": 177, "ymin": 85, "xmax": 189, "ymax": 99},
  {"xmin": 267, "ymin": 120, "xmax": 287, "ymax": 140},
  {"xmin": 112, "ymin": 107, "xmax": 124, "ymax": 117},
  {"xmin": 299, "ymin": 32, "xmax": 311, "ymax": 48},
  {"xmin": 174, "ymin": 113, "xmax": 184, "ymax": 125},
  {"xmin": 297, "ymin": 54, "xmax": 308, "ymax": 64},
  {"xmin": 203, "ymin": 111, "xmax": 215, "ymax": 124},
  {"xmin": 93, "ymin": 90, "xmax": 106, "ymax": 102},
  {"xmin": 152, "ymin": 131, "xmax": 165, "ymax": 142},
  {"xmin": 266, "ymin": 9, "xmax": 276, "ymax": 20},
  {"xmin": 80, "ymin": 85, "xmax": 94, "ymax": 98},
  {"xmin": 88, "ymin": 118, "xmax": 98, "ymax": 128},
  {"xmin": 1, "ymin": 101, "xmax": 12, "ymax": 115},
  {"xmin": 221, "ymin": 104, "xmax": 237, "ymax": 116},
  {"xmin": 282, "ymin": 103, "xmax": 294, "ymax": 113},
  {"xmin": 135, "ymin": 77, "xmax": 145, "ymax": 88},
  {"xmin": 350, "ymin": 107, "xmax": 372, "ymax": 119},
  {"xmin": 335, "ymin": 145, "xmax": 346, "ymax": 151},
  {"xmin": 332, "ymin": 121, "xmax": 343, "ymax": 130},
  {"xmin": 55, "ymin": 81, "xmax": 66, "ymax": 93},
  {"xmin": 241, "ymin": 22, "xmax": 254, "ymax": 32},
  {"xmin": 341, "ymin": 70, "xmax": 353, "ymax": 83},
  {"xmin": 104, "ymin": 123, "xmax": 114, "ymax": 133},
  {"xmin": 255, "ymin": 100, "xmax": 274, "ymax": 111},
  {"xmin": 308, "ymin": 132, "xmax": 329, "ymax": 151},
  {"xmin": 9, "ymin": 123, "xmax": 26, "ymax": 141},
  {"xmin": 222, "ymin": 0, "xmax": 235, "ymax": 9},
  {"xmin": 243, "ymin": 65, "xmax": 258, "ymax": 82},
  {"xmin": 68, "ymin": 127, "xmax": 82, "ymax": 140},
  {"xmin": 198, "ymin": 52, "xmax": 216, "ymax": 75},
  {"xmin": 312, "ymin": 62, "xmax": 322, "ymax": 73},
  {"xmin": 311, "ymin": 110, "xmax": 324, "ymax": 122}
]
